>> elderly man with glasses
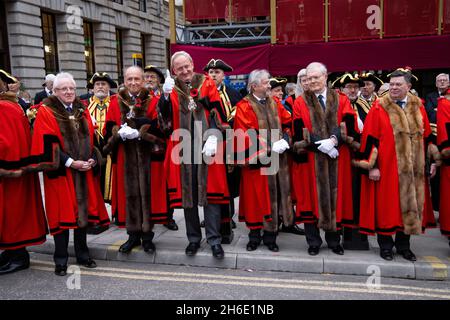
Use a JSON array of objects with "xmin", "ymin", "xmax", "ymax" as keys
[{"xmin": 30, "ymin": 72, "xmax": 109, "ymax": 276}]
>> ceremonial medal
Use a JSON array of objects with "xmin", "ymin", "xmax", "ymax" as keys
[
  {"xmin": 188, "ymin": 96, "xmax": 197, "ymax": 111},
  {"xmin": 126, "ymin": 106, "xmax": 135, "ymax": 119}
]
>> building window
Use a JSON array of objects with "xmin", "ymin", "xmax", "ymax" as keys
[
  {"xmin": 112, "ymin": 0, "xmax": 123, "ymax": 4},
  {"xmin": 83, "ymin": 21, "xmax": 95, "ymax": 81},
  {"xmin": 41, "ymin": 12, "xmax": 59, "ymax": 74},
  {"xmin": 139, "ymin": 0, "xmax": 147, "ymax": 12},
  {"xmin": 0, "ymin": 2, "xmax": 10, "ymax": 72},
  {"xmin": 116, "ymin": 29, "xmax": 124, "ymax": 84},
  {"xmin": 141, "ymin": 34, "xmax": 147, "ymax": 67}
]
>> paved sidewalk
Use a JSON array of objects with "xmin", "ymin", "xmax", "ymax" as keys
[{"xmin": 28, "ymin": 208, "xmax": 450, "ymax": 281}]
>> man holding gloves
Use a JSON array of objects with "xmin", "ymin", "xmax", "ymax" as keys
[
  {"xmin": 157, "ymin": 51, "xmax": 230, "ymax": 259},
  {"xmin": 291, "ymin": 62, "xmax": 359, "ymax": 256},
  {"xmin": 103, "ymin": 66, "xmax": 168, "ymax": 254},
  {"xmin": 233, "ymin": 69, "xmax": 293, "ymax": 252}
]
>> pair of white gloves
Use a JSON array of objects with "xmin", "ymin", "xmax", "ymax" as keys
[
  {"xmin": 118, "ymin": 123, "xmax": 139, "ymax": 141},
  {"xmin": 315, "ymin": 138, "xmax": 339, "ymax": 159}
]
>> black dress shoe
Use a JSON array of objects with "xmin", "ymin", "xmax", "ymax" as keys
[
  {"xmin": 54, "ymin": 264, "xmax": 68, "ymax": 276},
  {"xmin": 266, "ymin": 243, "xmax": 279, "ymax": 252},
  {"xmin": 398, "ymin": 249, "xmax": 417, "ymax": 262},
  {"xmin": 0, "ymin": 251, "xmax": 11, "ymax": 268},
  {"xmin": 280, "ymin": 224, "xmax": 305, "ymax": 235},
  {"xmin": 119, "ymin": 238, "xmax": 141, "ymax": 253},
  {"xmin": 211, "ymin": 244, "xmax": 225, "ymax": 259},
  {"xmin": 185, "ymin": 242, "xmax": 200, "ymax": 256},
  {"xmin": 164, "ymin": 219, "xmax": 179, "ymax": 231},
  {"xmin": 380, "ymin": 249, "xmax": 394, "ymax": 261},
  {"xmin": 142, "ymin": 240, "xmax": 156, "ymax": 253},
  {"xmin": 77, "ymin": 258, "xmax": 97, "ymax": 268},
  {"xmin": 308, "ymin": 246, "xmax": 320, "ymax": 256},
  {"xmin": 330, "ymin": 245, "xmax": 344, "ymax": 255},
  {"xmin": 0, "ymin": 260, "xmax": 29, "ymax": 275},
  {"xmin": 246, "ymin": 241, "xmax": 259, "ymax": 251}
]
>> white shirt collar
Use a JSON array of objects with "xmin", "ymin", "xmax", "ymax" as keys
[
  {"xmin": 315, "ymin": 88, "xmax": 327, "ymax": 100},
  {"xmin": 252, "ymin": 93, "xmax": 266, "ymax": 102},
  {"xmin": 129, "ymin": 92, "xmax": 141, "ymax": 98},
  {"xmin": 45, "ymin": 87, "xmax": 52, "ymax": 95}
]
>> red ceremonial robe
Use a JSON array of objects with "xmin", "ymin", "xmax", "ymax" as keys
[
  {"xmin": 354, "ymin": 93, "xmax": 435, "ymax": 236},
  {"xmin": 0, "ymin": 93, "xmax": 47, "ymax": 250},
  {"xmin": 233, "ymin": 95, "xmax": 292, "ymax": 230},
  {"xmin": 30, "ymin": 97, "xmax": 109, "ymax": 235},
  {"xmin": 148, "ymin": 96, "xmax": 170, "ymax": 217},
  {"xmin": 103, "ymin": 89, "xmax": 168, "ymax": 232},
  {"xmin": 158, "ymin": 74, "xmax": 229, "ymax": 209},
  {"xmin": 437, "ymin": 92, "xmax": 450, "ymax": 236},
  {"xmin": 291, "ymin": 90, "xmax": 359, "ymax": 231}
]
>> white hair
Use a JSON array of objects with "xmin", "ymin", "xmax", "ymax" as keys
[
  {"xmin": 53, "ymin": 72, "xmax": 76, "ymax": 89},
  {"xmin": 306, "ymin": 62, "xmax": 327, "ymax": 76},
  {"xmin": 124, "ymin": 66, "xmax": 144, "ymax": 79},
  {"xmin": 295, "ymin": 68, "xmax": 307, "ymax": 97},
  {"xmin": 247, "ymin": 69, "xmax": 270, "ymax": 93},
  {"xmin": 171, "ymin": 51, "xmax": 193, "ymax": 68},
  {"xmin": 297, "ymin": 68, "xmax": 307, "ymax": 78},
  {"xmin": 285, "ymin": 82, "xmax": 296, "ymax": 95},
  {"xmin": 436, "ymin": 73, "xmax": 449, "ymax": 81}
]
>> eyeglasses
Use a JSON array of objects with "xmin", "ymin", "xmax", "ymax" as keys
[
  {"xmin": 436, "ymin": 79, "xmax": 449, "ymax": 82},
  {"xmin": 55, "ymin": 87, "xmax": 76, "ymax": 93}
]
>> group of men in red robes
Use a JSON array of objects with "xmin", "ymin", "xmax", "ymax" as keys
[{"xmin": 1, "ymin": 54, "xmax": 449, "ymax": 276}]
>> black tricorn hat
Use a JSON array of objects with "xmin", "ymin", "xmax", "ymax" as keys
[
  {"xmin": 87, "ymin": 72, "xmax": 118, "ymax": 89},
  {"xmin": 269, "ymin": 77, "xmax": 287, "ymax": 90},
  {"xmin": 0, "ymin": 69, "xmax": 18, "ymax": 84},
  {"xmin": 387, "ymin": 66, "xmax": 419, "ymax": 82},
  {"xmin": 144, "ymin": 65, "xmax": 165, "ymax": 83},
  {"xmin": 359, "ymin": 72, "xmax": 384, "ymax": 87},
  {"xmin": 203, "ymin": 59, "xmax": 233, "ymax": 72},
  {"xmin": 331, "ymin": 73, "xmax": 364, "ymax": 88}
]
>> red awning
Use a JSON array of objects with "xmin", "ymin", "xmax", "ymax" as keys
[{"xmin": 172, "ymin": 35, "xmax": 450, "ymax": 76}]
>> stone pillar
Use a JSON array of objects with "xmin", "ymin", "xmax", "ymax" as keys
[
  {"xmin": 6, "ymin": 0, "xmax": 45, "ymax": 96},
  {"xmin": 93, "ymin": 22, "xmax": 118, "ymax": 82},
  {"xmin": 55, "ymin": 13, "xmax": 87, "ymax": 90}
]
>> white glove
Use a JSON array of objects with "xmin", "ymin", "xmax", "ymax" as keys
[
  {"xmin": 315, "ymin": 138, "xmax": 336, "ymax": 154},
  {"xmin": 118, "ymin": 123, "xmax": 139, "ymax": 141},
  {"xmin": 327, "ymin": 147, "xmax": 339, "ymax": 159},
  {"xmin": 118, "ymin": 123, "xmax": 129, "ymax": 141},
  {"xmin": 357, "ymin": 117, "xmax": 364, "ymax": 132},
  {"xmin": 163, "ymin": 69, "xmax": 175, "ymax": 94},
  {"xmin": 202, "ymin": 135, "xmax": 218, "ymax": 157},
  {"xmin": 124, "ymin": 128, "xmax": 139, "ymax": 140},
  {"xmin": 272, "ymin": 139, "xmax": 290, "ymax": 154}
]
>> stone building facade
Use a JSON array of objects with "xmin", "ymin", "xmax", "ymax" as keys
[{"xmin": 2, "ymin": 0, "xmax": 176, "ymax": 97}]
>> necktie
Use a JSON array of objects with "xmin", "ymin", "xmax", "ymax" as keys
[
  {"xmin": 67, "ymin": 106, "xmax": 73, "ymax": 113},
  {"xmin": 318, "ymin": 95, "xmax": 326, "ymax": 111},
  {"xmin": 49, "ymin": 90, "xmax": 53, "ymax": 96},
  {"xmin": 259, "ymin": 99, "xmax": 266, "ymax": 105},
  {"xmin": 396, "ymin": 100, "xmax": 405, "ymax": 109}
]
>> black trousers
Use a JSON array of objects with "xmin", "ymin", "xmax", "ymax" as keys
[
  {"xmin": 0, "ymin": 248, "xmax": 29, "ymax": 265},
  {"xmin": 53, "ymin": 228, "xmax": 90, "ymax": 266},
  {"xmin": 248, "ymin": 229, "xmax": 277, "ymax": 245},
  {"xmin": 184, "ymin": 164, "xmax": 222, "ymax": 246},
  {"xmin": 304, "ymin": 223, "xmax": 341, "ymax": 248},
  {"xmin": 127, "ymin": 229, "xmax": 155, "ymax": 242},
  {"xmin": 377, "ymin": 231, "xmax": 410, "ymax": 251}
]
